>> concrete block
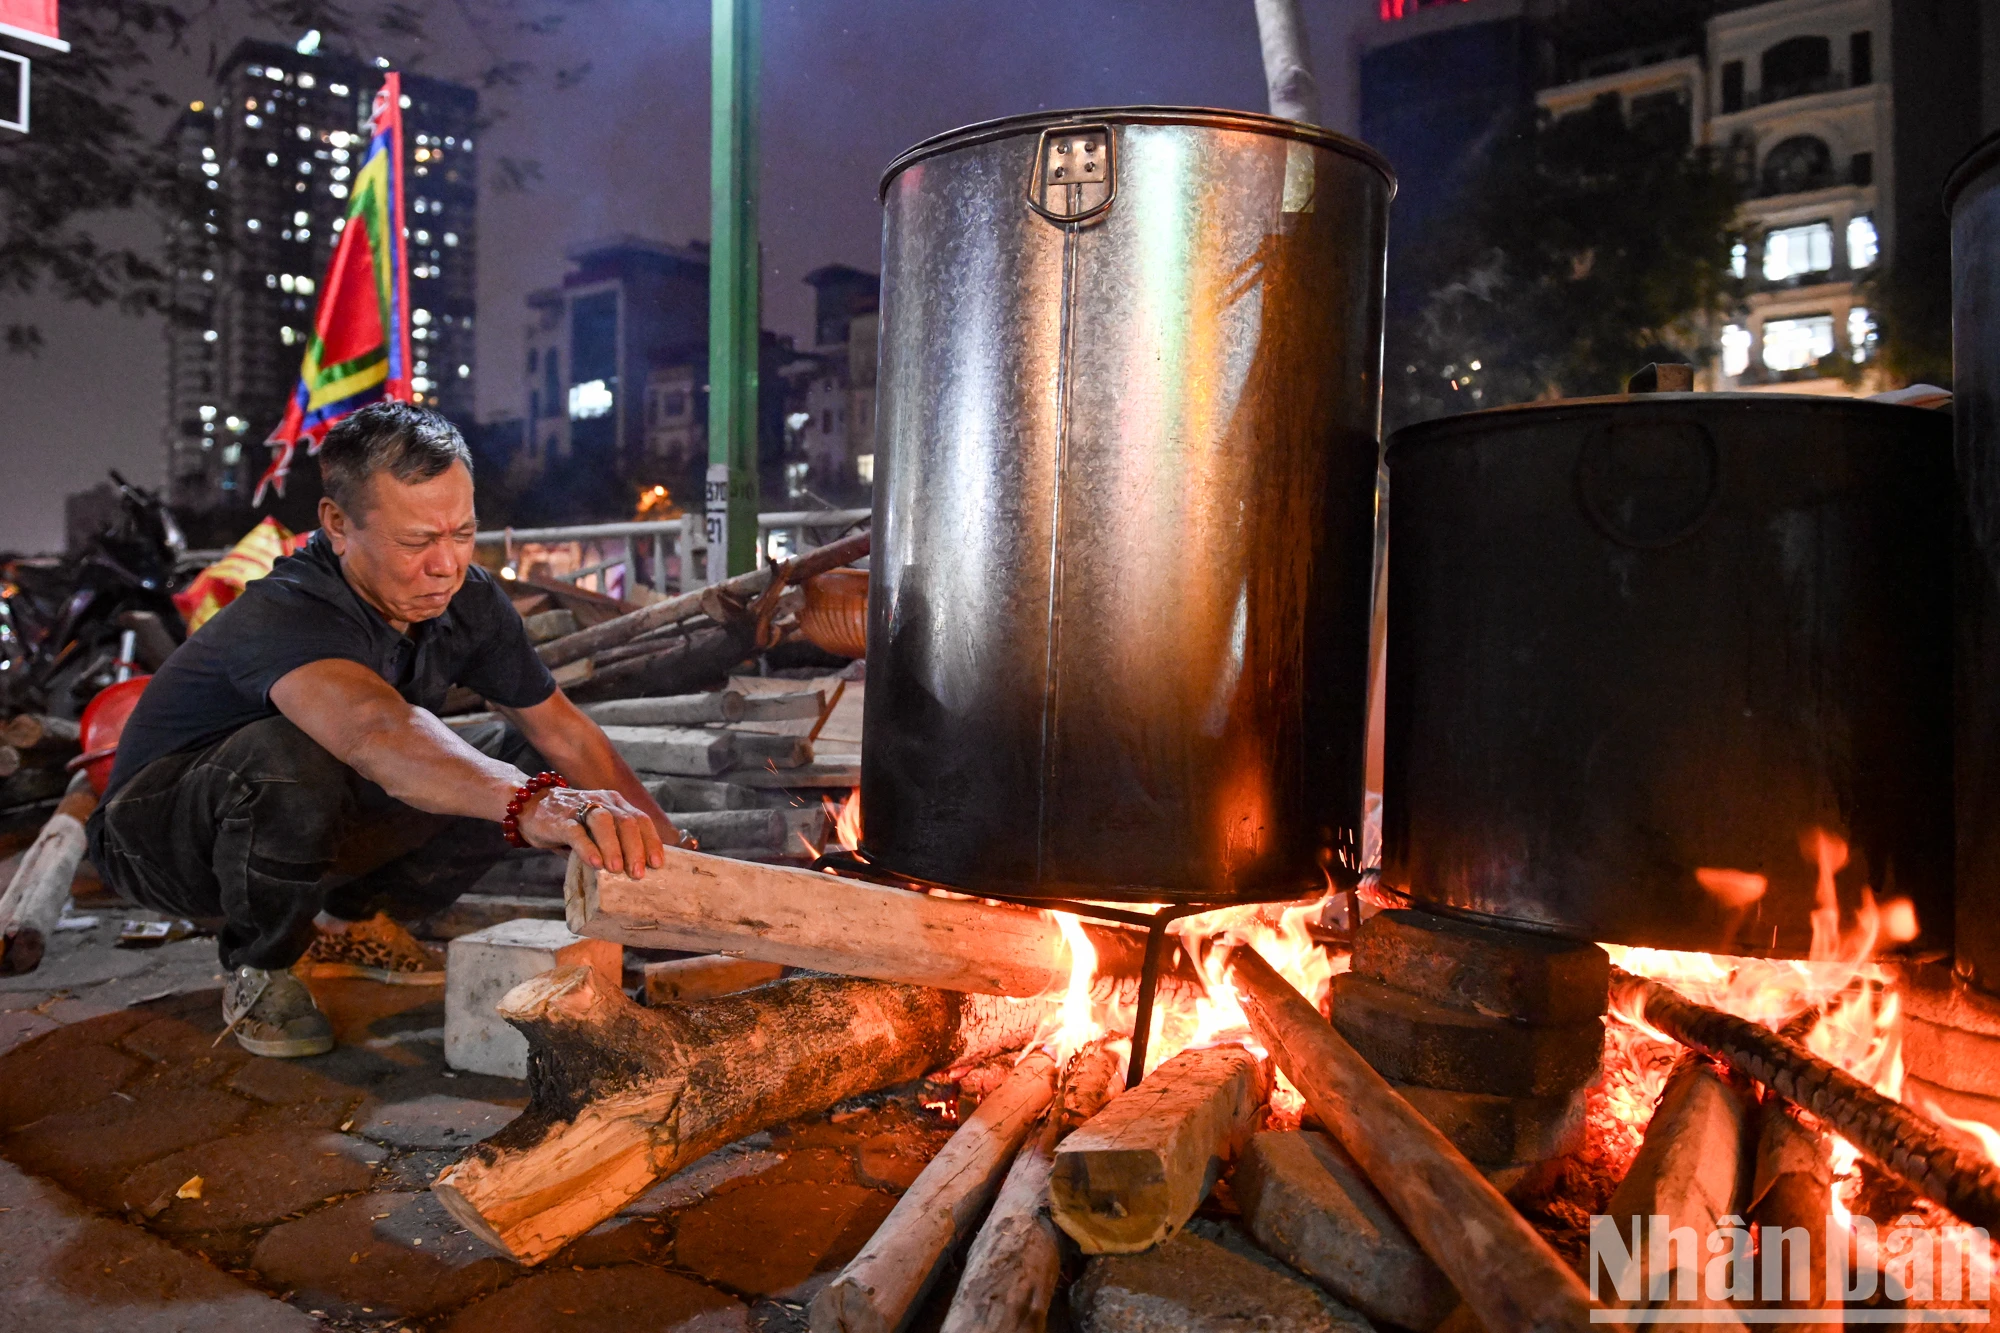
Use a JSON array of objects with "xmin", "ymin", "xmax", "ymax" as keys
[
  {"xmin": 1330, "ymin": 973, "xmax": 1602, "ymax": 1098},
  {"xmin": 1233, "ymin": 1130, "xmax": 1457, "ymax": 1330},
  {"xmin": 1351, "ymin": 908, "xmax": 1610, "ymax": 1023},
  {"xmin": 445, "ymin": 919, "xmax": 621, "ymax": 1078},
  {"xmin": 1392, "ymin": 1080, "xmax": 1589, "ymax": 1166},
  {"xmin": 1072, "ymin": 1229, "xmax": 1370, "ymax": 1332}
]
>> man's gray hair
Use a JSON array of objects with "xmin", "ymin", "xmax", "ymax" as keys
[{"xmin": 317, "ymin": 401, "xmax": 473, "ymax": 520}]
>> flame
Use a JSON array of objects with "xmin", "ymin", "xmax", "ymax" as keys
[{"xmin": 823, "ymin": 790, "xmax": 862, "ymax": 854}]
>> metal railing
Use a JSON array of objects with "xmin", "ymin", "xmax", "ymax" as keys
[{"xmin": 474, "ymin": 508, "xmax": 869, "ymax": 597}]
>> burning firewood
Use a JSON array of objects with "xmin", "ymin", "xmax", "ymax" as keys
[
  {"xmin": 431, "ymin": 963, "xmax": 1053, "ymax": 1265},
  {"xmin": 0, "ymin": 775, "xmax": 97, "ymax": 976},
  {"xmin": 1227, "ymin": 944, "xmax": 1596, "ymax": 1332},
  {"xmin": 812, "ymin": 1050, "xmax": 1059, "ymax": 1333},
  {"xmin": 1748, "ymin": 1098, "xmax": 1833, "ymax": 1328},
  {"xmin": 566, "ymin": 849, "xmax": 1200, "ymax": 1000},
  {"xmin": 1597, "ymin": 1056, "xmax": 1752, "ymax": 1327},
  {"xmin": 1611, "ymin": 966, "xmax": 2000, "ymax": 1236},
  {"xmin": 1047, "ymin": 1044, "xmax": 1270, "ymax": 1254},
  {"xmin": 940, "ymin": 1041, "xmax": 1126, "ymax": 1333}
]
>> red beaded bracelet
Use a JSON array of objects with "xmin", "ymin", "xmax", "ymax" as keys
[{"xmin": 502, "ymin": 771, "xmax": 569, "ymax": 848}]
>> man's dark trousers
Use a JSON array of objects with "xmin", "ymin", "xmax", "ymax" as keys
[{"xmin": 89, "ymin": 716, "xmax": 544, "ymax": 970}]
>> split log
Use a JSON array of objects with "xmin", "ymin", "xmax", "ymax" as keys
[
  {"xmin": 600, "ymin": 725, "xmax": 735, "ymax": 776},
  {"xmin": 727, "ymin": 730, "xmax": 812, "ymax": 769},
  {"xmin": 0, "ymin": 776, "xmax": 97, "ymax": 975},
  {"xmin": 539, "ymin": 530, "xmax": 870, "ymax": 669},
  {"xmin": 642, "ymin": 955, "xmax": 786, "ymax": 1004},
  {"xmin": 742, "ymin": 691, "xmax": 828, "ymax": 722},
  {"xmin": 1227, "ymin": 945, "xmax": 1595, "ymax": 1333},
  {"xmin": 813, "ymin": 1051, "xmax": 1059, "ymax": 1333},
  {"xmin": 1595, "ymin": 1056, "xmax": 1751, "ymax": 1327},
  {"xmin": 3, "ymin": 714, "xmax": 79, "ymax": 751},
  {"xmin": 583, "ymin": 691, "xmax": 749, "ymax": 727},
  {"xmin": 941, "ymin": 1042, "xmax": 1125, "ymax": 1333},
  {"xmin": 645, "ymin": 774, "xmax": 765, "ymax": 812},
  {"xmin": 1048, "ymin": 1043, "xmax": 1269, "ymax": 1254},
  {"xmin": 1748, "ymin": 1098, "xmax": 1832, "ymax": 1327},
  {"xmin": 565, "ymin": 624, "xmax": 756, "ymax": 704},
  {"xmin": 523, "ymin": 608, "xmax": 579, "ymax": 643},
  {"xmin": 432, "ymin": 964, "xmax": 1053, "ymax": 1265},
  {"xmin": 666, "ymin": 808, "xmax": 789, "ymax": 853},
  {"xmin": 567, "ymin": 848, "xmax": 1199, "ymax": 999},
  {"xmin": 1612, "ymin": 966, "xmax": 2000, "ymax": 1234}
]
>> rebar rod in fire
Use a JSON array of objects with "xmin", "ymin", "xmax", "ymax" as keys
[{"xmin": 1610, "ymin": 965, "xmax": 2000, "ymax": 1235}]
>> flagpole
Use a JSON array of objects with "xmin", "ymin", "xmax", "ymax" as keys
[{"xmin": 707, "ymin": 0, "xmax": 761, "ymax": 579}]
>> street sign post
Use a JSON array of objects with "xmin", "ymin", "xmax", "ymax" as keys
[{"xmin": 708, "ymin": 0, "xmax": 760, "ymax": 576}]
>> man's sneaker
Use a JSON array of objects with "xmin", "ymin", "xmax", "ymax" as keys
[
  {"xmin": 298, "ymin": 912, "xmax": 446, "ymax": 985},
  {"xmin": 221, "ymin": 966, "xmax": 335, "ymax": 1058}
]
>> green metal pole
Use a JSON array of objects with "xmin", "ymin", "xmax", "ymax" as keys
[{"xmin": 707, "ymin": 0, "xmax": 761, "ymax": 577}]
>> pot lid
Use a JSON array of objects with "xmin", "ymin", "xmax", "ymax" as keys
[
  {"xmin": 1945, "ymin": 127, "xmax": 2000, "ymax": 216},
  {"xmin": 1388, "ymin": 390, "xmax": 1949, "ymax": 453}
]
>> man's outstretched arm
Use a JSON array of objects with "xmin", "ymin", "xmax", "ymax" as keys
[
  {"xmin": 268, "ymin": 658, "xmax": 665, "ymax": 876},
  {"xmin": 494, "ymin": 688, "xmax": 680, "ymax": 847}
]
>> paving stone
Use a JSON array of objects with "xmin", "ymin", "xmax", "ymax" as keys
[
  {"xmin": 623, "ymin": 1143, "xmax": 788, "ymax": 1214},
  {"xmin": 8, "ymin": 1086, "xmax": 256, "ymax": 1206},
  {"xmin": 353, "ymin": 1092, "xmax": 521, "ymax": 1149},
  {"xmin": 445, "ymin": 918, "xmax": 622, "ymax": 1078},
  {"xmin": 0, "ymin": 1008, "xmax": 58, "ymax": 1054},
  {"xmin": 553, "ymin": 1214, "xmax": 676, "ymax": 1268},
  {"xmin": 122, "ymin": 1012, "xmax": 247, "ymax": 1064},
  {"xmin": 440, "ymin": 1266, "xmax": 748, "ymax": 1332},
  {"xmin": 249, "ymin": 1189, "xmax": 519, "ymax": 1319},
  {"xmin": 1232, "ymin": 1131, "xmax": 1457, "ymax": 1330},
  {"xmin": 854, "ymin": 1129, "xmax": 947, "ymax": 1190},
  {"xmin": 226, "ymin": 1054, "xmax": 369, "ymax": 1107},
  {"xmin": 117, "ymin": 1129, "xmax": 382, "ymax": 1233},
  {"xmin": 675, "ymin": 1174, "xmax": 895, "ymax": 1297},
  {"xmin": 1391, "ymin": 1080, "xmax": 1589, "ymax": 1166},
  {"xmin": 1072, "ymin": 1229, "xmax": 1370, "ymax": 1332},
  {"xmin": 377, "ymin": 1146, "xmax": 461, "ymax": 1191},
  {"xmin": 0, "ymin": 1156, "xmax": 316, "ymax": 1331},
  {"xmin": 0, "ymin": 1032, "xmax": 143, "ymax": 1129},
  {"xmin": 299, "ymin": 974, "xmax": 447, "ymax": 1049},
  {"xmin": 1329, "ymin": 973, "xmax": 1603, "ymax": 1097},
  {"xmin": 1351, "ymin": 908, "xmax": 1610, "ymax": 1023},
  {"xmin": 0, "ymin": 937, "xmax": 164, "ymax": 989}
]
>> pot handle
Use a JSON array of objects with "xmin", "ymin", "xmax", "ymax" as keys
[{"xmin": 1026, "ymin": 124, "xmax": 1115, "ymax": 227}]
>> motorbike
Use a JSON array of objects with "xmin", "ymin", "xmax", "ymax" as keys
[{"xmin": 0, "ymin": 471, "xmax": 190, "ymax": 718}]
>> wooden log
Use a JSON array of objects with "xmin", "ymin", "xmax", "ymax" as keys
[
  {"xmin": 600, "ymin": 725, "xmax": 736, "ymax": 776},
  {"xmin": 431, "ymin": 964, "xmax": 1052, "ymax": 1265},
  {"xmin": 813, "ymin": 1051, "xmax": 1059, "ymax": 1333},
  {"xmin": 538, "ymin": 530, "xmax": 870, "ymax": 668},
  {"xmin": 644, "ymin": 773, "xmax": 766, "ymax": 812},
  {"xmin": 722, "ymin": 757, "xmax": 860, "ymax": 789},
  {"xmin": 0, "ymin": 776, "xmax": 97, "ymax": 976},
  {"xmin": 522, "ymin": 608, "xmax": 579, "ymax": 644},
  {"xmin": 566, "ymin": 847, "xmax": 1196, "ymax": 999},
  {"xmin": 565, "ymin": 624, "xmax": 755, "ymax": 704},
  {"xmin": 741, "ymin": 690, "xmax": 827, "ymax": 722},
  {"xmin": 0, "ymin": 746, "xmax": 18, "ymax": 780},
  {"xmin": 1611, "ymin": 966, "xmax": 2000, "ymax": 1235},
  {"xmin": 1049, "ymin": 1044, "xmax": 1269, "ymax": 1254},
  {"xmin": 1596, "ymin": 1057, "xmax": 1751, "ymax": 1327},
  {"xmin": 1748, "ymin": 1098, "xmax": 1832, "ymax": 1327},
  {"xmin": 668, "ymin": 808, "xmax": 788, "ymax": 852},
  {"xmin": 725, "ymin": 730, "xmax": 812, "ymax": 769},
  {"xmin": 642, "ymin": 955, "xmax": 786, "ymax": 1004},
  {"xmin": 1226, "ymin": 945, "xmax": 1595, "ymax": 1333},
  {"xmin": 2, "ymin": 714, "xmax": 79, "ymax": 751},
  {"xmin": 583, "ymin": 691, "xmax": 749, "ymax": 727},
  {"xmin": 941, "ymin": 1042, "xmax": 1125, "ymax": 1333}
]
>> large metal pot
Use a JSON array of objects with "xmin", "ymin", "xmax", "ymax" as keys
[
  {"xmin": 1950, "ymin": 130, "xmax": 2000, "ymax": 990},
  {"xmin": 1382, "ymin": 393, "xmax": 1953, "ymax": 956},
  {"xmin": 861, "ymin": 107, "xmax": 1393, "ymax": 903}
]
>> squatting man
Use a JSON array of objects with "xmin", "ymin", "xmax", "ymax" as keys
[{"xmin": 88, "ymin": 401, "xmax": 683, "ymax": 1057}]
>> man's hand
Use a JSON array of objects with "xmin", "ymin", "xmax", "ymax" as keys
[{"xmin": 516, "ymin": 785, "xmax": 666, "ymax": 879}]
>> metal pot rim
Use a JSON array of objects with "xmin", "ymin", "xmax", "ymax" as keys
[
  {"xmin": 1945, "ymin": 127, "xmax": 2000, "ymax": 216},
  {"xmin": 878, "ymin": 104, "xmax": 1396, "ymax": 201},
  {"xmin": 1386, "ymin": 391, "xmax": 1946, "ymax": 457}
]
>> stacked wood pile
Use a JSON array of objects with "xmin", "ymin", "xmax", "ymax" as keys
[{"xmin": 0, "ymin": 712, "xmax": 82, "ymax": 819}]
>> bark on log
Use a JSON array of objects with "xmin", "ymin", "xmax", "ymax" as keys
[
  {"xmin": 642, "ymin": 955, "xmax": 786, "ymax": 1004},
  {"xmin": 941, "ymin": 1042, "xmax": 1125, "ymax": 1333},
  {"xmin": 566, "ymin": 848, "xmax": 1200, "ymax": 999},
  {"xmin": 432, "ymin": 964, "xmax": 1054, "ymax": 1265},
  {"xmin": 1049, "ymin": 1044, "xmax": 1269, "ymax": 1254},
  {"xmin": 1597, "ymin": 1057, "xmax": 1751, "ymax": 1327},
  {"xmin": 538, "ymin": 530, "xmax": 870, "ymax": 668},
  {"xmin": 0, "ymin": 777, "xmax": 97, "ymax": 976},
  {"xmin": 3, "ymin": 714, "xmax": 79, "ymax": 751},
  {"xmin": 565, "ymin": 624, "xmax": 755, "ymax": 704},
  {"xmin": 1748, "ymin": 1098, "xmax": 1832, "ymax": 1328},
  {"xmin": 665, "ymin": 808, "xmax": 790, "ymax": 853},
  {"xmin": 1611, "ymin": 966, "xmax": 2000, "ymax": 1235},
  {"xmin": 1228, "ymin": 945, "xmax": 1595, "ymax": 1333},
  {"xmin": 583, "ymin": 691, "xmax": 749, "ymax": 727},
  {"xmin": 813, "ymin": 1051, "xmax": 1058, "ymax": 1333}
]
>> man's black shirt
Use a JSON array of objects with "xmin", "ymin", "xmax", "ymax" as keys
[{"xmin": 103, "ymin": 532, "xmax": 557, "ymax": 797}]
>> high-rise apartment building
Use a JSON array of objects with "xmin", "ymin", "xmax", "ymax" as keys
[{"xmin": 163, "ymin": 39, "xmax": 476, "ymax": 526}]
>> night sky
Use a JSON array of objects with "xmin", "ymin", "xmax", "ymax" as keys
[{"xmin": 0, "ymin": 0, "xmax": 1371, "ymax": 553}]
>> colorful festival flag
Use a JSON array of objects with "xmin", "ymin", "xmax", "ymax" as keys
[{"xmin": 255, "ymin": 73, "xmax": 412, "ymax": 503}]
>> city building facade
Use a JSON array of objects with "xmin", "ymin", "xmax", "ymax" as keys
[{"xmin": 163, "ymin": 38, "xmax": 477, "ymax": 529}]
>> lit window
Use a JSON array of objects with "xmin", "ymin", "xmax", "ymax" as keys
[
  {"xmin": 202, "ymin": 162, "xmax": 220, "ymax": 177},
  {"xmin": 400, "ymin": 94, "xmax": 411, "ymax": 108},
  {"xmin": 267, "ymin": 67, "xmax": 285, "ymax": 81},
  {"xmin": 281, "ymin": 326, "xmax": 297, "ymax": 345},
  {"xmin": 1721, "ymin": 323, "xmax": 1752, "ymax": 377},
  {"xmin": 246, "ymin": 114, "xmax": 262, "ymax": 128},
  {"xmin": 1847, "ymin": 215, "xmax": 1879, "ymax": 269},
  {"xmin": 198, "ymin": 404, "xmax": 217, "ymax": 421},
  {"xmin": 266, "ymin": 151, "xmax": 279, "ymax": 166},
  {"xmin": 298, "ymin": 160, "xmax": 313, "ymax": 174},
  {"xmin": 330, "ymin": 83, "xmax": 349, "ymax": 96},
  {"xmin": 413, "ymin": 198, "xmax": 427, "ymax": 214},
  {"xmin": 1849, "ymin": 306, "xmax": 1877, "ymax": 362},
  {"xmin": 1730, "ymin": 242, "xmax": 1747, "ymax": 279},
  {"xmin": 201, "ymin": 146, "xmax": 216, "ymax": 161},
  {"xmin": 857, "ymin": 453, "xmax": 875, "ymax": 486},
  {"xmin": 278, "ymin": 274, "xmax": 292, "ymax": 291},
  {"xmin": 331, "ymin": 217, "xmax": 345, "ymax": 232},
  {"xmin": 415, "ymin": 229, "xmax": 430, "ymax": 244},
  {"xmin": 568, "ymin": 379, "xmax": 614, "ymax": 419},
  {"xmin": 1763, "ymin": 223, "xmax": 1834, "ymax": 280},
  {"xmin": 222, "ymin": 442, "xmax": 242, "ymax": 464},
  {"xmin": 331, "ymin": 149, "xmax": 349, "ymax": 163},
  {"xmin": 297, "ymin": 275, "xmax": 314, "ymax": 294},
  {"xmin": 412, "ymin": 376, "xmax": 432, "ymax": 392},
  {"xmin": 443, "ymin": 232, "xmax": 458, "ymax": 246},
  {"xmin": 457, "ymin": 364, "xmax": 470, "ymax": 378},
  {"xmin": 296, "ymin": 125, "xmax": 310, "ymax": 140},
  {"xmin": 329, "ymin": 130, "xmax": 350, "ymax": 148},
  {"xmin": 415, "ymin": 360, "xmax": 430, "ymax": 376},
  {"xmin": 1762, "ymin": 314, "xmax": 1836, "ymax": 371},
  {"xmin": 298, "ymin": 228, "xmax": 310, "ymax": 241},
  {"xmin": 246, "ymin": 218, "xmax": 262, "ymax": 231},
  {"xmin": 330, "ymin": 184, "xmax": 348, "ymax": 200},
  {"xmin": 297, "ymin": 72, "xmax": 315, "ymax": 89},
  {"xmin": 225, "ymin": 415, "xmax": 245, "ymax": 432},
  {"xmin": 203, "ymin": 329, "xmax": 219, "ymax": 342},
  {"xmin": 412, "ymin": 327, "xmax": 429, "ymax": 342},
  {"xmin": 413, "ymin": 309, "xmax": 431, "ymax": 326},
  {"xmin": 201, "ymin": 269, "xmax": 214, "ymax": 282},
  {"xmin": 247, "ymin": 65, "xmax": 264, "ymax": 78},
  {"xmin": 290, "ymin": 210, "xmax": 307, "ymax": 226}
]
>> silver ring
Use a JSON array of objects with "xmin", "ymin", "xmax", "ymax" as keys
[{"xmin": 575, "ymin": 802, "xmax": 603, "ymax": 823}]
